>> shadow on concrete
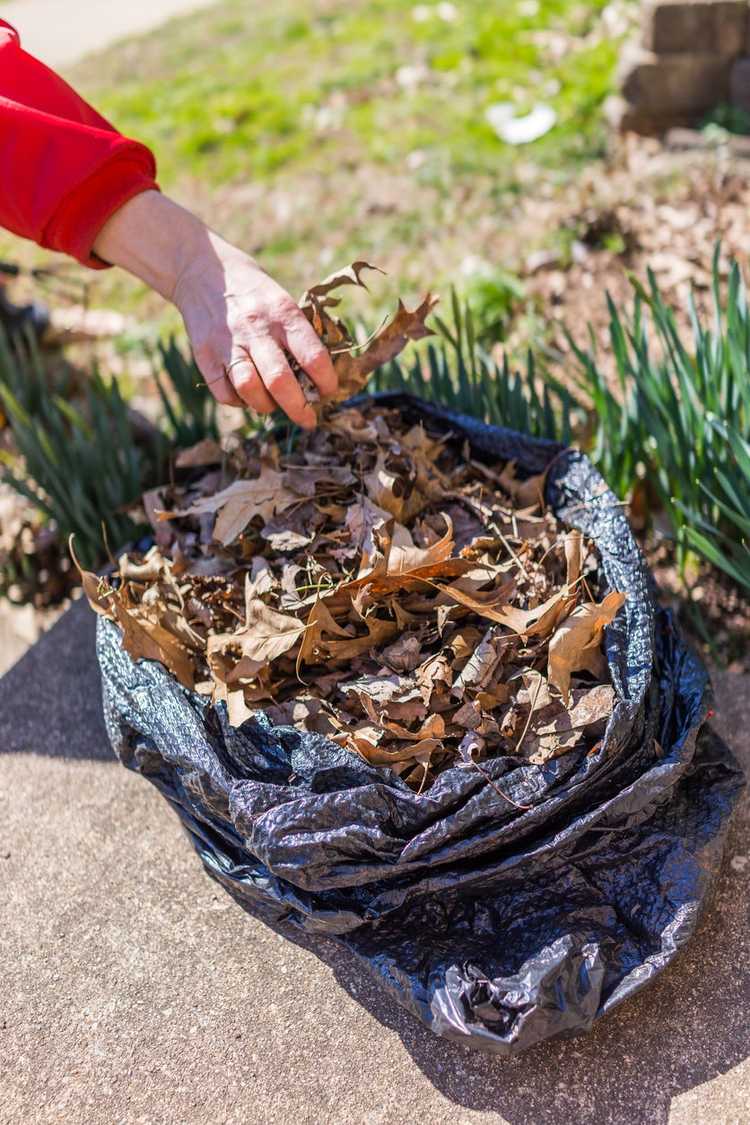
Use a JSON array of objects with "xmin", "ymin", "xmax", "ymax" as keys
[
  {"xmin": 0, "ymin": 597, "xmax": 112, "ymax": 761},
  {"xmin": 242, "ymin": 800, "xmax": 749, "ymax": 1125}
]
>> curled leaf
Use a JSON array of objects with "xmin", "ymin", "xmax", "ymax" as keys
[{"xmin": 547, "ymin": 592, "xmax": 626, "ymax": 702}]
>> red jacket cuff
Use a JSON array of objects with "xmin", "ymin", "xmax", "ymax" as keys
[{"xmin": 41, "ymin": 147, "xmax": 159, "ymax": 268}]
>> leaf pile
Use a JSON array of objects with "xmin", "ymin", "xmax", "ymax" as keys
[{"xmin": 84, "ymin": 401, "xmax": 626, "ymax": 794}]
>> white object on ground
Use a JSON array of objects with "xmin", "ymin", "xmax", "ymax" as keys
[{"xmin": 485, "ymin": 102, "xmax": 557, "ymax": 145}]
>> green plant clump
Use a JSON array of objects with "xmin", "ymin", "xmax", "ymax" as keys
[
  {"xmin": 0, "ymin": 331, "xmax": 217, "ymax": 570},
  {"xmin": 0, "ymin": 356, "xmax": 151, "ymax": 571},
  {"xmin": 154, "ymin": 337, "xmax": 219, "ymax": 446},
  {"xmin": 371, "ymin": 289, "xmax": 575, "ymax": 444},
  {"xmin": 570, "ymin": 249, "xmax": 750, "ymax": 592}
]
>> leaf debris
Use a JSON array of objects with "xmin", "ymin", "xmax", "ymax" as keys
[
  {"xmin": 80, "ymin": 265, "xmax": 625, "ymax": 792},
  {"xmin": 82, "ymin": 401, "xmax": 624, "ymax": 792}
]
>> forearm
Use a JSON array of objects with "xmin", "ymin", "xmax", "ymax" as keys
[{"xmin": 92, "ymin": 190, "xmax": 210, "ymax": 300}]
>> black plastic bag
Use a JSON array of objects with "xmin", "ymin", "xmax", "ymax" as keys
[{"xmin": 97, "ymin": 393, "xmax": 744, "ymax": 1055}]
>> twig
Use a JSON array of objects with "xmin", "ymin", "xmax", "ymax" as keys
[
  {"xmin": 451, "ymin": 492, "xmax": 526, "ymax": 574},
  {"xmin": 469, "ymin": 756, "xmax": 532, "ymax": 811},
  {"xmin": 513, "ymin": 673, "xmax": 543, "ymax": 757}
]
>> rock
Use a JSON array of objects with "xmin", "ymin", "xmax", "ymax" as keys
[
  {"xmin": 731, "ymin": 56, "xmax": 750, "ymax": 112},
  {"xmin": 606, "ymin": 94, "xmax": 692, "ymax": 136},
  {"xmin": 643, "ymin": 1, "xmax": 748, "ymax": 58},
  {"xmin": 619, "ymin": 45, "xmax": 730, "ymax": 114}
]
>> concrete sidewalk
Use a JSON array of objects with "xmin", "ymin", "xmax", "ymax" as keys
[
  {"xmin": 1, "ymin": 599, "xmax": 749, "ymax": 1124},
  {"xmin": 2, "ymin": 0, "xmax": 215, "ymax": 67}
]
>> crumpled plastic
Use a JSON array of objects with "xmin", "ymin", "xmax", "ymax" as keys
[{"xmin": 96, "ymin": 393, "xmax": 744, "ymax": 1055}]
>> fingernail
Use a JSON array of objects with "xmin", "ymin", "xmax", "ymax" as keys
[{"xmin": 302, "ymin": 406, "xmax": 317, "ymax": 429}]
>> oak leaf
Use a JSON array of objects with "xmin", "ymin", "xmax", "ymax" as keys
[{"xmin": 547, "ymin": 592, "xmax": 626, "ymax": 702}]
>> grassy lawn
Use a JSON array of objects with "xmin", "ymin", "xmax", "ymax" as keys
[{"xmin": 58, "ymin": 0, "xmax": 630, "ymax": 322}]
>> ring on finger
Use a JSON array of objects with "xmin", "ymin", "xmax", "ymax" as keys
[
  {"xmin": 224, "ymin": 356, "xmax": 250, "ymax": 375},
  {"xmin": 224, "ymin": 345, "xmax": 256, "ymax": 375}
]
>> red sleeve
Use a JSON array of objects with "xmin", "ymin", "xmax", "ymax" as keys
[{"xmin": 0, "ymin": 20, "xmax": 159, "ymax": 268}]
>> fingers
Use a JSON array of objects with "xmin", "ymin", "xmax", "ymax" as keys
[
  {"xmin": 192, "ymin": 340, "xmax": 244, "ymax": 407},
  {"xmin": 252, "ymin": 337, "xmax": 317, "ymax": 428},
  {"xmin": 202, "ymin": 368, "xmax": 245, "ymax": 408},
  {"xmin": 283, "ymin": 314, "xmax": 338, "ymax": 397},
  {"xmin": 225, "ymin": 353, "xmax": 276, "ymax": 414}
]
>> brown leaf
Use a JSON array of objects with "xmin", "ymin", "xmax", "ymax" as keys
[
  {"xmin": 163, "ymin": 467, "xmax": 298, "ymax": 545},
  {"xmin": 351, "ymin": 738, "xmax": 434, "ymax": 767},
  {"xmin": 246, "ymin": 557, "xmax": 276, "ymax": 598},
  {"xmin": 497, "ymin": 462, "xmax": 547, "ymax": 508},
  {"xmin": 358, "ymin": 695, "xmax": 446, "ymax": 743},
  {"xmin": 381, "ymin": 635, "xmax": 423, "ymax": 673},
  {"xmin": 330, "ymin": 293, "xmax": 439, "ymax": 402},
  {"xmin": 527, "ymin": 728, "xmax": 581, "ymax": 765},
  {"xmin": 452, "ymin": 701, "xmax": 483, "ymax": 729},
  {"xmin": 298, "ymin": 596, "xmax": 354, "ymax": 666},
  {"xmin": 344, "ymin": 496, "xmax": 393, "ymax": 577},
  {"xmin": 301, "ymin": 260, "xmax": 383, "ymax": 306},
  {"xmin": 535, "ymin": 684, "xmax": 615, "ymax": 735},
  {"xmin": 516, "ymin": 669, "xmax": 554, "ymax": 711},
  {"xmin": 415, "ymin": 652, "xmax": 453, "ymax": 705},
  {"xmin": 323, "ymin": 614, "xmax": 399, "ymax": 661},
  {"xmin": 78, "ymin": 569, "xmax": 115, "ymax": 617},
  {"xmin": 117, "ymin": 548, "xmax": 164, "ymax": 582},
  {"xmin": 209, "ymin": 590, "xmax": 306, "ymax": 666},
  {"xmin": 476, "ymin": 685, "xmax": 512, "ymax": 710},
  {"xmin": 547, "ymin": 591, "xmax": 626, "ymax": 702},
  {"xmin": 175, "ymin": 438, "xmax": 223, "ymax": 468},
  {"xmin": 70, "ymin": 539, "xmax": 119, "ymax": 620},
  {"xmin": 261, "ymin": 502, "xmax": 317, "ymax": 551},
  {"xmin": 364, "ymin": 452, "xmax": 406, "ymax": 520},
  {"xmin": 387, "ymin": 516, "xmax": 454, "ymax": 574},
  {"xmin": 225, "ymin": 686, "xmax": 256, "ymax": 729},
  {"xmin": 114, "ymin": 602, "xmax": 196, "ymax": 689},
  {"xmin": 438, "ymin": 579, "xmax": 566, "ymax": 638},
  {"xmin": 141, "ymin": 487, "xmax": 173, "ymax": 550},
  {"xmin": 340, "ymin": 674, "xmax": 420, "ymax": 705},
  {"xmin": 282, "ymin": 464, "xmax": 356, "ymax": 497},
  {"xmin": 452, "ymin": 626, "xmax": 503, "ymax": 698}
]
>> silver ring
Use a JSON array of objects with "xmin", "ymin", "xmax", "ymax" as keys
[{"xmin": 225, "ymin": 356, "xmax": 251, "ymax": 373}]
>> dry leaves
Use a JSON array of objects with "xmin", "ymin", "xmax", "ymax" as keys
[
  {"xmin": 79, "ymin": 265, "xmax": 625, "ymax": 793},
  {"xmin": 547, "ymin": 591, "xmax": 626, "ymax": 702},
  {"xmin": 82, "ymin": 401, "xmax": 625, "ymax": 792},
  {"xmin": 298, "ymin": 263, "xmax": 437, "ymax": 405}
]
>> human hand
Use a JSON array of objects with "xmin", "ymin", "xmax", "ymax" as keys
[{"xmin": 93, "ymin": 191, "xmax": 337, "ymax": 427}]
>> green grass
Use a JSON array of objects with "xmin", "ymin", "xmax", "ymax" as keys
[
  {"xmin": 78, "ymin": 1, "xmax": 618, "ymax": 187},
  {"xmin": 58, "ymin": 0, "xmax": 627, "ymax": 317}
]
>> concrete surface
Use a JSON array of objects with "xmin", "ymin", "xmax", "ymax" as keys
[
  {"xmin": 2, "ymin": 0, "xmax": 216, "ymax": 67},
  {"xmin": 1, "ymin": 599, "xmax": 748, "ymax": 1125}
]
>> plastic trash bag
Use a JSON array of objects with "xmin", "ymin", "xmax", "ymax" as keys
[{"xmin": 97, "ymin": 393, "xmax": 744, "ymax": 1055}]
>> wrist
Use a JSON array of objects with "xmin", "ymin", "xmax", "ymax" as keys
[{"xmin": 92, "ymin": 191, "xmax": 210, "ymax": 302}]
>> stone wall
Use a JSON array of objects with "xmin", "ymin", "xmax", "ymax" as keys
[{"xmin": 615, "ymin": 1, "xmax": 750, "ymax": 133}]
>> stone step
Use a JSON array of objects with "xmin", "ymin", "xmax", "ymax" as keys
[
  {"xmin": 620, "ymin": 45, "xmax": 731, "ymax": 114},
  {"xmin": 731, "ymin": 55, "xmax": 750, "ymax": 110},
  {"xmin": 643, "ymin": 1, "xmax": 748, "ymax": 58}
]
